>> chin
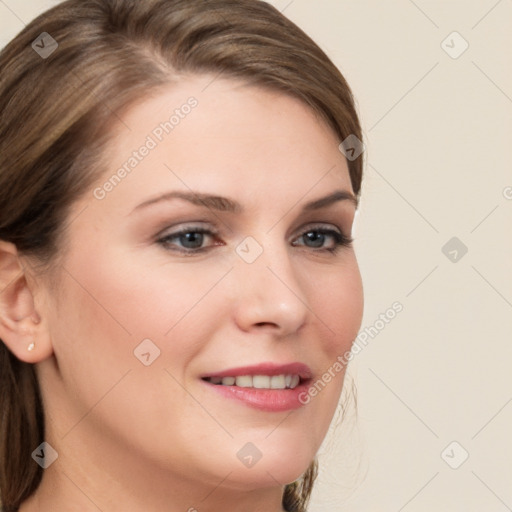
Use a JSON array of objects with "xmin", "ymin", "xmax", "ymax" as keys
[
  {"xmin": 224, "ymin": 459, "xmax": 314, "ymax": 491},
  {"xmin": 224, "ymin": 441, "xmax": 317, "ymax": 489}
]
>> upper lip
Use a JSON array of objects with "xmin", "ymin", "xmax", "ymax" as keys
[{"xmin": 201, "ymin": 362, "xmax": 312, "ymax": 380}]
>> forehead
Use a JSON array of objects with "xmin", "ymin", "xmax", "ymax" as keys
[{"xmin": 86, "ymin": 75, "xmax": 352, "ymax": 214}]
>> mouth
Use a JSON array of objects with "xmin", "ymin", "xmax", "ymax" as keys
[{"xmin": 200, "ymin": 362, "xmax": 312, "ymax": 412}]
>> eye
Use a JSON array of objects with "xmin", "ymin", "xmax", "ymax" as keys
[
  {"xmin": 292, "ymin": 225, "xmax": 353, "ymax": 253},
  {"xmin": 156, "ymin": 224, "xmax": 353, "ymax": 255},
  {"xmin": 157, "ymin": 226, "xmax": 219, "ymax": 254}
]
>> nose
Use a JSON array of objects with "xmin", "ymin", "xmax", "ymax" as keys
[{"xmin": 231, "ymin": 238, "xmax": 309, "ymax": 336}]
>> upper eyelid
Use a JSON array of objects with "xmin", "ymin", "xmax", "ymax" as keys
[{"xmin": 159, "ymin": 214, "xmax": 349, "ymax": 232}]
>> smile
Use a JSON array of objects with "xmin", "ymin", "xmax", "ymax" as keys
[{"xmin": 200, "ymin": 362, "xmax": 312, "ymax": 412}]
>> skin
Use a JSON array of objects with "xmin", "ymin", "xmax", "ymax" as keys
[{"xmin": 0, "ymin": 74, "xmax": 364, "ymax": 512}]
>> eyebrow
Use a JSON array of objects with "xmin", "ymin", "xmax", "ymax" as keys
[{"xmin": 130, "ymin": 189, "xmax": 358, "ymax": 215}]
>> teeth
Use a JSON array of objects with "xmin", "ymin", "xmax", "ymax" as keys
[
  {"xmin": 235, "ymin": 375, "xmax": 253, "ymax": 388},
  {"xmin": 270, "ymin": 375, "xmax": 286, "ymax": 389},
  {"xmin": 207, "ymin": 374, "xmax": 301, "ymax": 389},
  {"xmin": 253, "ymin": 375, "xmax": 270, "ymax": 389}
]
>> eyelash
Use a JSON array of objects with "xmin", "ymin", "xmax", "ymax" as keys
[{"xmin": 156, "ymin": 224, "xmax": 353, "ymax": 256}]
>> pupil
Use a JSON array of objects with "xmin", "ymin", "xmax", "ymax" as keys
[
  {"xmin": 306, "ymin": 231, "xmax": 323, "ymax": 248},
  {"xmin": 182, "ymin": 232, "xmax": 203, "ymax": 248}
]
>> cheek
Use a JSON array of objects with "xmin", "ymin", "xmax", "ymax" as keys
[
  {"xmin": 47, "ymin": 247, "xmax": 215, "ymax": 439},
  {"xmin": 53, "ymin": 242, "xmax": 232, "ymax": 381},
  {"xmin": 292, "ymin": 255, "xmax": 363, "ymax": 436},
  {"xmin": 309, "ymin": 255, "xmax": 364, "ymax": 357}
]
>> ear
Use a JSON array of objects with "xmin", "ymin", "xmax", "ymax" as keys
[{"xmin": 0, "ymin": 240, "xmax": 53, "ymax": 363}]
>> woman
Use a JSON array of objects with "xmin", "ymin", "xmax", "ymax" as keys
[{"xmin": 0, "ymin": 1, "xmax": 364, "ymax": 510}]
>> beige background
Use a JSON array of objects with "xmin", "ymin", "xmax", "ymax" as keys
[{"xmin": 1, "ymin": 1, "xmax": 511, "ymax": 511}]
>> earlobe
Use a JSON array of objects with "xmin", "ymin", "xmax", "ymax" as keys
[{"xmin": 0, "ymin": 240, "xmax": 54, "ymax": 363}]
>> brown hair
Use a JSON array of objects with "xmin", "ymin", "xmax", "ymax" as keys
[{"xmin": 0, "ymin": 1, "xmax": 363, "ymax": 510}]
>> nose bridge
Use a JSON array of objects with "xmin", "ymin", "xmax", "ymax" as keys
[{"xmin": 232, "ymin": 232, "xmax": 308, "ymax": 332}]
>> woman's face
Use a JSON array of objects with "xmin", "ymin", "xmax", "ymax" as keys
[{"xmin": 36, "ymin": 75, "xmax": 363, "ymax": 494}]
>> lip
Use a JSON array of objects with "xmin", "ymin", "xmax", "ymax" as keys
[{"xmin": 200, "ymin": 362, "xmax": 313, "ymax": 412}]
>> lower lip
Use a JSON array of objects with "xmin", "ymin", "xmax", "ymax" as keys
[{"xmin": 201, "ymin": 379, "xmax": 311, "ymax": 412}]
